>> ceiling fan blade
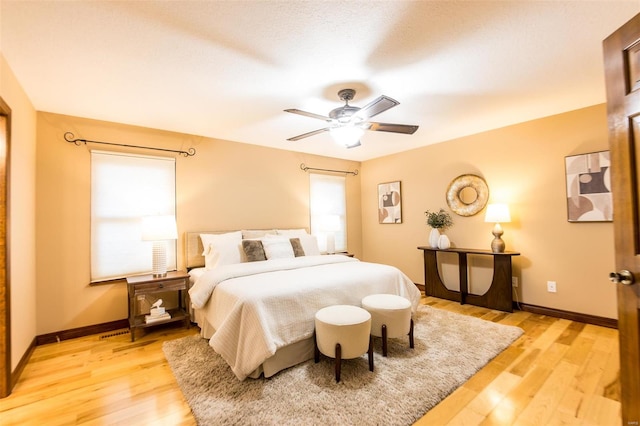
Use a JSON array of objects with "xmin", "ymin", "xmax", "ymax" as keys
[
  {"xmin": 284, "ymin": 109, "xmax": 332, "ymax": 121},
  {"xmin": 367, "ymin": 122, "xmax": 419, "ymax": 135},
  {"xmin": 352, "ymin": 95, "xmax": 399, "ymax": 121},
  {"xmin": 287, "ymin": 128, "xmax": 329, "ymax": 141}
]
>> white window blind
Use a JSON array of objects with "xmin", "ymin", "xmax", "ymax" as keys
[
  {"xmin": 91, "ymin": 151, "xmax": 176, "ymax": 282},
  {"xmin": 309, "ymin": 173, "xmax": 347, "ymax": 253}
]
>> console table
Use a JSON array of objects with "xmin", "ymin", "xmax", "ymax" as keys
[{"xmin": 417, "ymin": 247, "xmax": 520, "ymax": 312}]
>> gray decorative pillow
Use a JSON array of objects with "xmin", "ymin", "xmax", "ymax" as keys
[
  {"xmin": 289, "ymin": 238, "xmax": 305, "ymax": 257},
  {"xmin": 242, "ymin": 239, "xmax": 266, "ymax": 262}
]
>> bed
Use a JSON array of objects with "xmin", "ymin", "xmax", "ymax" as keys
[{"xmin": 186, "ymin": 229, "xmax": 422, "ymax": 381}]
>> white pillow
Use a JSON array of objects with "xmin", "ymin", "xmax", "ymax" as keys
[
  {"xmin": 200, "ymin": 231, "xmax": 243, "ymax": 269},
  {"xmin": 298, "ymin": 234, "xmax": 320, "ymax": 256},
  {"xmin": 262, "ymin": 235, "xmax": 295, "ymax": 259}
]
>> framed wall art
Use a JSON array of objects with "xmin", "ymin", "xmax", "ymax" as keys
[
  {"xmin": 565, "ymin": 150, "xmax": 612, "ymax": 222},
  {"xmin": 378, "ymin": 181, "xmax": 402, "ymax": 224}
]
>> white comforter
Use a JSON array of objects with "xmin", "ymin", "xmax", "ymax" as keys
[{"xmin": 189, "ymin": 255, "xmax": 422, "ymax": 380}]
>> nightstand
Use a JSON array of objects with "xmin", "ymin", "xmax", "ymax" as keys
[
  {"xmin": 126, "ymin": 270, "xmax": 191, "ymax": 342},
  {"xmin": 325, "ymin": 252, "xmax": 355, "ymax": 257},
  {"xmin": 337, "ymin": 252, "xmax": 355, "ymax": 257}
]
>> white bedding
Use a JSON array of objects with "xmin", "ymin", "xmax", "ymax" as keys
[{"xmin": 189, "ymin": 255, "xmax": 422, "ymax": 380}]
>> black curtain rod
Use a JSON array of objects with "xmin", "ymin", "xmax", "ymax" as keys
[
  {"xmin": 64, "ymin": 132, "xmax": 196, "ymax": 157},
  {"xmin": 300, "ymin": 163, "xmax": 358, "ymax": 176}
]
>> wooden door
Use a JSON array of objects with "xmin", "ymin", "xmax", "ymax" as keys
[
  {"xmin": 0, "ymin": 98, "xmax": 9, "ymax": 398},
  {"xmin": 0, "ymin": 99, "xmax": 9, "ymax": 397},
  {"xmin": 603, "ymin": 13, "xmax": 640, "ymax": 425}
]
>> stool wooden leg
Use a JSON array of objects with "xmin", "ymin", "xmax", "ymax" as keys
[
  {"xmin": 409, "ymin": 318, "xmax": 414, "ymax": 349},
  {"xmin": 381, "ymin": 324, "xmax": 388, "ymax": 357},
  {"xmin": 368, "ymin": 335, "xmax": 374, "ymax": 372},
  {"xmin": 335, "ymin": 343, "xmax": 342, "ymax": 383},
  {"xmin": 314, "ymin": 331, "xmax": 319, "ymax": 363}
]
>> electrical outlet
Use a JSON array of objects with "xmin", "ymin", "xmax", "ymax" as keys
[
  {"xmin": 512, "ymin": 277, "xmax": 518, "ymax": 287},
  {"xmin": 547, "ymin": 281, "xmax": 557, "ymax": 293}
]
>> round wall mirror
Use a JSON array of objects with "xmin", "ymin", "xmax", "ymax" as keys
[
  {"xmin": 459, "ymin": 186, "xmax": 478, "ymax": 204},
  {"xmin": 446, "ymin": 174, "xmax": 489, "ymax": 216}
]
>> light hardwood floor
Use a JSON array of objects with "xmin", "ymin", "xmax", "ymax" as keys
[{"xmin": 0, "ymin": 296, "xmax": 621, "ymax": 425}]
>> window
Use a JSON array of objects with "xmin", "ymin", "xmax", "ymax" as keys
[
  {"xmin": 309, "ymin": 173, "xmax": 347, "ymax": 253},
  {"xmin": 91, "ymin": 151, "xmax": 176, "ymax": 282}
]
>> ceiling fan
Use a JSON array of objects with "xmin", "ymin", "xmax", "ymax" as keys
[{"xmin": 284, "ymin": 89, "xmax": 419, "ymax": 148}]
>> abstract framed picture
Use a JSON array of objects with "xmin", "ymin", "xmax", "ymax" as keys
[
  {"xmin": 565, "ymin": 150, "xmax": 612, "ymax": 222},
  {"xmin": 378, "ymin": 181, "xmax": 402, "ymax": 224}
]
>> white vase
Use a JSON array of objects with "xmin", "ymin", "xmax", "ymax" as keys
[
  {"xmin": 438, "ymin": 234, "xmax": 451, "ymax": 250},
  {"xmin": 429, "ymin": 228, "xmax": 441, "ymax": 248}
]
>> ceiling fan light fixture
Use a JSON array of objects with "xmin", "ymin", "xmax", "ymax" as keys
[
  {"xmin": 285, "ymin": 88, "xmax": 419, "ymax": 145},
  {"xmin": 330, "ymin": 125, "xmax": 364, "ymax": 148}
]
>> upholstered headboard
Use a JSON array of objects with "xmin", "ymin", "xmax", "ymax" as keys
[{"xmin": 186, "ymin": 231, "xmax": 217, "ymax": 270}]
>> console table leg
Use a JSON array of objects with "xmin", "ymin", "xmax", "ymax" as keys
[
  {"xmin": 459, "ymin": 253, "xmax": 468, "ymax": 305},
  {"xmin": 424, "ymin": 250, "xmax": 461, "ymax": 303}
]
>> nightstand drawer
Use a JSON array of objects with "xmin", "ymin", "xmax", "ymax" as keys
[{"xmin": 131, "ymin": 279, "xmax": 186, "ymax": 294}]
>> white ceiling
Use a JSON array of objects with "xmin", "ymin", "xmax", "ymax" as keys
[{"xmin": 2, "ymin": 1, "xmax": 639, "ymax": 161}]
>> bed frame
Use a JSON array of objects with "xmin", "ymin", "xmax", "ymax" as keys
[{"xmin": 184, "ymin": 228, "xmax": 314, "ymax": 379}]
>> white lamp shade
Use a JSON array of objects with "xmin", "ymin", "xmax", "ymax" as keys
[
  {"xmin": 484, "ymin": 204, "xmax": 511, "ymax": 223},
  {"xmin": 141, "ymin": 215, "xmax": 178, "ymax": 241}
]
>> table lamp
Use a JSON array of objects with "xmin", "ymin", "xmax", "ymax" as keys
[
  {"xmin": 484, "ymin": 203, "xmax": 511, "ymax": 253},
  {"xmin": 322, "ymin": 214, "xmax": 342, "ymax": 254},
  {"xmin": 142, "ymin": 215, "xmax": 178, "ymax": 277}
]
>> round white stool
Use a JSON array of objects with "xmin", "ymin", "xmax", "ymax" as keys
[
  {"xmin": 314, "ymin": 305, "xmax": 374, "ymax": 382},
  {"xmin": 362, "ymin": 294, "xmax": 413, "ymax": 357}
]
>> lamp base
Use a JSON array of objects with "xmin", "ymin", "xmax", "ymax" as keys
[
  {"xmin": 326, "ymin": 233, "xmax": 335, "ymax": 254},
  {"xmin": 491, "ymin": 237, "xmax": 506, "ymax": 253},
  {"xmin": 151, "ymin": 241, "xmax": 168, "ymax": 277},
  {"xmin": 491, "ymin": 223, "xmax": 505, "ymax": 253}
]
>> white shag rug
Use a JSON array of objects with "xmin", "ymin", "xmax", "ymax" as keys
[{"xmin": 163, "ymin": 305, "xmax": 523, "ymax": 426}]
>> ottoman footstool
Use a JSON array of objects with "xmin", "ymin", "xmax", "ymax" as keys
[
  {"xmin": 362, "ymin": 294, "xmax": 414, "ymax": 357},
  {"xmin": 314, "ymin": 305, "xmax": 374, "ymax": 382}
]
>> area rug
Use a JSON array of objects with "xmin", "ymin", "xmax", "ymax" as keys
[{"xmin": 163, "ymin": 305, "xmax": 523, "ymax": 425}]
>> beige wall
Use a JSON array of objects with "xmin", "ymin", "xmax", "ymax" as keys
[
  {"xmin": 31, "ymin": 103, "xmax": 619, "ymax": 335},
  {"xmin": 35, "ymin": 112, "xmax": 362, "ymax": 334},
  {"xmin": 361, "ymin": 104, "xmax": 616, "ymax": 319},
  {"xmin": 0, "ymin": 54, "xmax": 38, "ymax": 370}
]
